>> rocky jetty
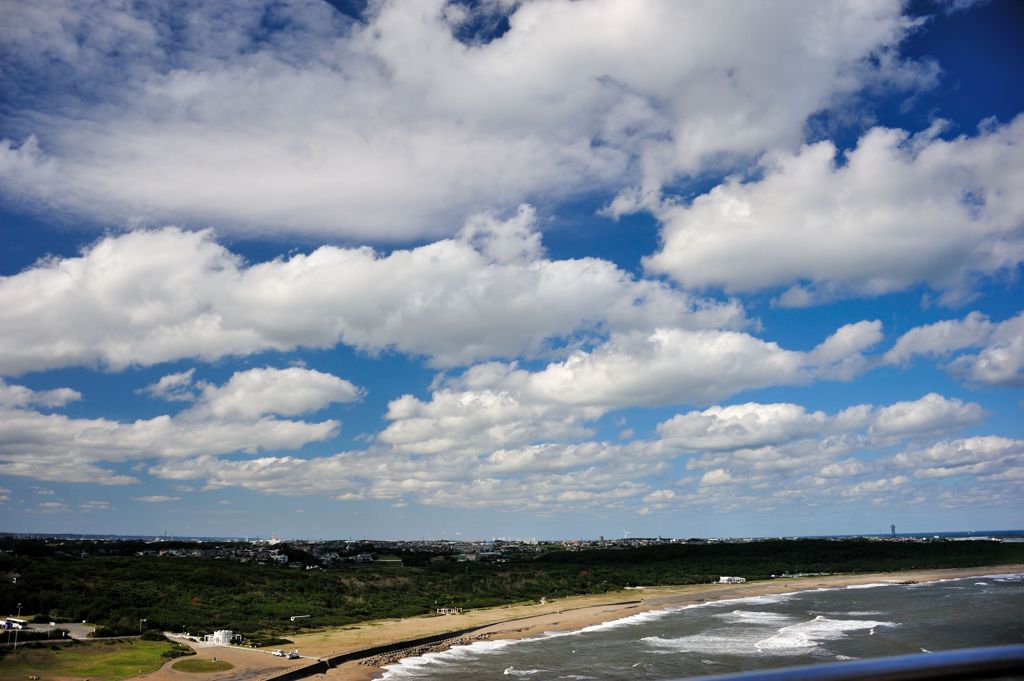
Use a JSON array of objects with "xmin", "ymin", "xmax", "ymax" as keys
[{"xmin": 360, "ymin": 633, "xmax": 493, "ymax": 667}]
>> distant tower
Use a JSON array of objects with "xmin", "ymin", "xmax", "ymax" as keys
[{"xmin": 890, "ymin": 524, "xmax": 896, "ymax": 537}]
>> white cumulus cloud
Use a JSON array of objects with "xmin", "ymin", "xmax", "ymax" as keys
[
  {"xmin": 885, "ymin": 311, "xmax": 1024, "ymax": 387},
  {"xmin": 894, "ymin": 436, "xmax": 1024, "ymax": 480},
  {"xmin": 0, "ymin": 212, "xmax": 745, "ymax": 376},
  {"xmin": 0, "ymin": 367, "xmax": 359, "ymax": 484},
  {"xmin": 645, "ymin": 118, "xmax": 1024, "ymax": 304},
  {"xmin": 0, "ymin": 0, "xmax": 930, "ymax": 238}
]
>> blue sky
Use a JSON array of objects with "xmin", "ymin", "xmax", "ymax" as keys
[{"xmin": 0, "ymin": 0, "xmax": 1021, "ymax": 540}]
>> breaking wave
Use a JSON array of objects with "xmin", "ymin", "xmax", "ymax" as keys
[{"xmin": 754, "ymin": 615, "xmax": 897, "ymax": 654}]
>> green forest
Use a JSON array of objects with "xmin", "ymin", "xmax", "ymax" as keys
[{"xmin": 2, "ymin": 538, "xmax": 1021, "ymax": 640}]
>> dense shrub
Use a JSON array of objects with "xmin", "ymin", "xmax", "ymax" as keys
[{"xmin": 161, "ymin": 642, "xmax": 195, "ymax": 658}]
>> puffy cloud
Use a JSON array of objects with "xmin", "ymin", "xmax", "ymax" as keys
[
  {"xmin": 0, "ymin": 0, "xmax": 927, "ymax": 237},
  {"xmin": 373, "ymin": 319, "xmax": 887, "ymax": 463},
  {"xmin": 668, "ymin": 393, "xmax": 989, "ymax": 507},
  {"xmin": 380, "ymin": 390, "xmax": 594, "ymax": 457},
  {"xmin": 658, "ymin": 403, "xmax": 834, "ymax": 451},
  {"xmin": 811, "ymin": 320, "xmax": 885, "ymax": 364},
  {"xmin": 700, "ymin": 469, "xmax": 735, "ymax": 487},
  {"xmin": 818, "ymin": 458, "xmax": 868, "ymax": 478},
  {"xmin": 0, "ymin": 380, "xmax": 80, "ymax": 409},
  {"xmin": 444, "ymin": 321, "xmax": 881, "ymax": 414},
  {"xmin": 374, "ymin": 318, "xmax": 901, "ymax": 467},
  {"xmin": 893, "ymin": 436, "xmax": 1024, "ymax": 480},
  {"xmin": 645, "ymin": 118, "xmax": 1024, "ymax": 303},
  {"xmin": 141, "ymin": 392, "xmax": 1002, "ymax": 516},
  {"xmin": 949, "ymin": 336, "xmax": 1024, "ymax": 388},
  {"xmin": 191, "ymin": 367, "xmax": 362, "ymax": 420},
  {"xmin": 480, "ymin": 441, "xmax": 663, "ymax": 476},
  {"xmin": 0, "ymin": 368, "xmax": 357, "ymax": 484},
  {"xmin": 884, "ymin": 311, "xmax": 994, "ymax": 363},
  {"xmin": 885, "ymin": 311, "xmax": 1024, "ymax": 387},
  {"xmin": 139, "ymin": 369, "xmax": 197, "ymax": 402},
  {"xmin": 0, "ymin": 213, "xmax": 745, "ymax": 375},
  {"xmin": 810, "ymin": 320, "xmax": 884, "ymax": 379},
  {"xmin": 869, "ymin": 393, "xmax": 984, "ymax": 439},
  {"xmin": 839, "ymin": 475, "xmax": 908, "ymax": 498},
  {"xmin": 131, "ymin": 495, "xmax": 181, "ymax": 503},
  {"xmin": 506, "ymin": 329, "xmax": 808, "ymax": 408},
  {"xmin": 149, "ymin": 446, "xmax": 661, "ymax": 512},
  {"xmin": 0, "ymin": 459, "xmax": 136, "ymax": 486}
]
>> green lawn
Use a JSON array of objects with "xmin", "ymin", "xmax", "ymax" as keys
[
  {"xmin": 0, "ymin": 640, "xmax": 175, "ymax": 680},
  {"xmin": 172, "ymin": 658, "xmax": 234, "ymax": 673}
]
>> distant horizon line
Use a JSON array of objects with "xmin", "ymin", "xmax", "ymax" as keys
[{"xmin": 3, "ymin": 529, "xmax": 1023, "ymax": 543}]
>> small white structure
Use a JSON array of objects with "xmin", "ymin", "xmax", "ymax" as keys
[
  {"xmin": 204, "ymin": 630, "xmax": 235, "ymax": 645},
  {"xmin": 436, "ymin": 607, "xmax": 463, "ymax": 615},
  {"xmin": 719, "ymin": 576, "xmax": 746, "ymax": 584}
]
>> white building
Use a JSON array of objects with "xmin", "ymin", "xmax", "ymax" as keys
[
  {"xmin": 719, "ymin": 576, "xmax": 746, "ymax": 584},
  {"xmin": 203, "ymin": 630, "xmax": 235, "ymax": 645}
]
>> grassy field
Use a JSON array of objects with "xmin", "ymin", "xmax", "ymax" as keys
[
  {"xmin": 172, "ymin": 658, "xmax": 234, "ymax": 673},
  {"xmin": 0, "ymin": 640, "xmax": 174, "ymax": 680}
]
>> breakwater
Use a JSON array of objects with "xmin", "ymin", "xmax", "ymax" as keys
[{"xmin": 257, "ymin": 626, "xmax": 483, "ymax": 681}]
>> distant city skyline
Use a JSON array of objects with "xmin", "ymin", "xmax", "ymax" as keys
[
  {"xmin": 4, "ymin": 529, "xmax": 1023, "ymax": 543},
  {"xmin": 1, "ymin": 0, "xmax": 1022, "ymax": 539}
]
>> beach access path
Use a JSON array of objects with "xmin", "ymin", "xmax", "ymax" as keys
[{"xmin": 136, "ymin": 564, "xmax": 1024, "ymax": 681}]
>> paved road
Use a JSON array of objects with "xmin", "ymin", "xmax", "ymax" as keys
[{"xmin": 23, "ymin": 621, "xmax": 96, "ymax": 639}]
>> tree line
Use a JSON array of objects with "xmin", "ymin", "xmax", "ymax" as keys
[{"xmin": 1, "ymin": 538, "xmax": 1020, "ymax": 639}]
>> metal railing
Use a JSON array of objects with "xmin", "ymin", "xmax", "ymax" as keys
[{"xmin": 682, "ymin": 645, "xmax": 1024, "ymax": 681}]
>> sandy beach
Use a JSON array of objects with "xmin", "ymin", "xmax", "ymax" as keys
[
  {"xmin": 263, "ymin": 563, "xmax": 1024, "ymax": 681},
  {"xmin": 129, "ymin": 564, "xmax": 1024, "ymax": 681}
]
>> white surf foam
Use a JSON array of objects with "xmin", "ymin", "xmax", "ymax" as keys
[
  {"xmin": 504, "ymin": 666, "xmax": 544, "ymax": 676},
  {"xmin": 540, "ymin": 594, "xmax": 794, "ymax": 644},
  {"xmin": 379, "ymin": 639, "xmax": 517, "ymax": 679},
  {"xmin": 754, "ymin": 615, "xmax": 897, "ymax": 654},
  {"xmin": 383, "ymin": 575, "xmax": 1005, "ymax": 676},
  {"xmin": 643, "ymin": 632, "xmax": 763, "ymax": 655},
  {"xmin": 907, "ymin": 572, "xmax": 1024, "ymax": 587},
  {"xmin": 719, "ymin": 593, "xmax": 794, "ymax": 606},
  {"xmin": 993, "ymin": 573, "xmax": 1024, "ymax": 582},
  {"xmin": 539, "ymin": 603, "xmax": 700, "ymax": 640},
  {"xmin": 715, "ymin": 609, "xmax": 798, "ymax": 625}
]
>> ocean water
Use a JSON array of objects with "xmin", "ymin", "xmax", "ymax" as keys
[{"xmin": 380, "ymin": 574, "xmax": 1024, "ymax": 680}]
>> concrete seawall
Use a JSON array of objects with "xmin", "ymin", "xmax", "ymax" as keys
[{"xmin": 257, "ymin": 626, "xmax": 482, "ymax": 681}]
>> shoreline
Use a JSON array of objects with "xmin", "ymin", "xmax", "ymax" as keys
[{"xmin": 302, "ymin": 564, "xmax": 1024, "ymax": 681}]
